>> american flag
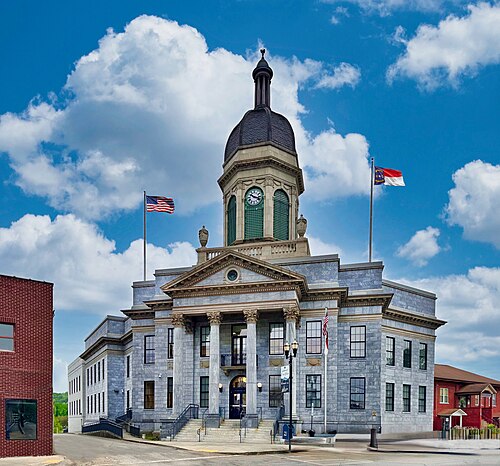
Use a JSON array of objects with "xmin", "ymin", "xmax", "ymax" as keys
[
  {"xmin": 146, "ymin": 195, "xmax": 175, "ymax": 214},
  {"xmin": 323, "ymin": 308, "xmax": 329, "ymax": 355}
]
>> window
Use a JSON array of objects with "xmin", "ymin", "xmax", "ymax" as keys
[
  {"xmin": 167, "ymin": 377, "xmax": 173, "ymax": 409},
  {"xmin": 386, "ymin": 337, "xmax": 395, "ymax": 366},
  {"xmin": 167, "ymin": 328, "xmax": 174, "ymax": 360},
  {"xmin": 418, "ymin": 386, "xmax": 426, "ymax": 413},
  {"xmin": 200, "ymin": 326, "xmax": 210, "ymax": 357},
  {"xmin": 244, "ymin": 187, "xmax": 264, "ymax": 240},
  {"xmin": 98, "ymin": 392, "xmax": 101, "ymax": 412},
  {"xmin": 403, "ymin": 384, "xmax": 411, "ymax": 412},
  {"xmin": 350, "ymin": 326, "xmax": 366, "ymax": 358},
  {"xmin": 350, "ymin": 378, "xmax": 365, "ymax": 409},
  {"xmin": 126, "ymin": 390, "xmax": 130, "ymax": 410},
  {"xmin": 386, "ymin": 383, "xmax": 395, "ymax": 411},
  {"xmin": 0, "ymin": 323, "xmax": 14, "ymax": 351},
  {"xmin": 269, "ymin": 375, "xmax": 282, "ymax": 407},
  {"xmin": 102, "ymin": 359, "xmax": 105, "ymax": 379},
  {"xmin": 403, "ymin": 340, "xmax": 412, "ymax": 368},
  {"xmin": 98, "ymin": 361, "xmax": 101, "ymax": 382},
  {"xmin": 273, "ymin": 189, "xmax": 289, "ymax": 240},
  {"xmin": 419, "ymin": 343, "xmax": 427, "ymax": 370},
  {"xmin": 144, "ymin": 381, "xmax": 155, "ymax": 409},
  {"xmin": 306, "ymin": 375, "xmax": 321, "ymax": 408},
  {"xmin": 227, "ymin": 195, "xmax": 236, "ymax": 245},
  {"xmin": 144, "ymin": 335, "xmax": 155, "ymax": 364},
  {"xmin": 493, "ymin": 394, "xmax": 497, "ymax": 407},
  {"xmin": 200, "ymin": 377, "xmax": 209, "ymax": 408},
  {"xmin": 93, "ymin": 365, "xmax": 97, "ymax": 384},
  {"xmin": 439, "ymin": 387, "xmax": 449, "ymax": 404},
  {"xmin": 5, "ymin": 399, "xmax": 37, "ymax": 440},
  {"xmin": 126, "ymin": 355, "xmax": 130, "ymax": 378},
  {"xmin": 269, "ymin": 323, "xmax": 284, "ymax": 355},
  {"xmin": 306, "ymin": 321, "xmax": 322, "ymax": 354}
]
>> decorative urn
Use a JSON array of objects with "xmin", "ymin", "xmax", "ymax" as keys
[
  {"xmin": 297, "ymin": 214, "xmax": 307, "ymax": 238},
  {"xmin": 198, "ymin": 225, "xmax": 209, "ymax": 247}
]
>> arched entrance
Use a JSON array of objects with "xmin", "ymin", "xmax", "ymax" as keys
[{"xmin": 229, "ymin": 375, "xmax": 246, "ymax": 419}]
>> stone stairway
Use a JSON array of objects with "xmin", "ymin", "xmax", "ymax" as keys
[{"xmin": 173, "ymin": 418, "xmax": 275, "ymax": 443}]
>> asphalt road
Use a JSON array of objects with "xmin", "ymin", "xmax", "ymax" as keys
[{"xmin": 50, "ymin": 434, "xmax": 500, "ymax": 466}]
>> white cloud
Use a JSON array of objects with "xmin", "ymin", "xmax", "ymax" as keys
[
  {"xmin": 388, "ymin": 3, "xmax": 500, "ymax": 89},
  {"xmin": 323, "ymin": 0, "xmax": 460, "ymax": 15},
  {"xmin": 400, "ymin": 266, "xmax": 500, "ymax": 366},
  {"xmin": 330, "ymin": 6, "xmax": 350, "ymax": 24},
  {"xmin": 0, "ymin": 16, "xmax": 366, "ymax": 220},
  {"xmin": 315, "ymin": 63, "xmax": 361, "ymax": 89},
  {"xmin": 308, "ymin": 235, "xmax": 343, "ymax": 256},
  {"xmin": 397, "ymin": 226, "xmax": 441, "ymax": 266},
  {"xmin": 445, "ymin": 160, "xmax": 500, "ymax": 248},
  {"xmin": 0, "ymin": 213, "xmax": 197, "ymax": 313}
]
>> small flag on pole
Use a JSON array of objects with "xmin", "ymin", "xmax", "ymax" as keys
[
  {"xmin": 323, "ymin": 308, "xmax": 329, "ymax": 355},
  {"xmin": 146, "ymin": 195, "xmax": 175, "ymax": 214},
  {"xmin": 374, "ymin": 167, "xmax": 405, "ymax": 186}
]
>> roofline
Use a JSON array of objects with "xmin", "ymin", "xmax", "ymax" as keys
[
  {"xmin": 83, "ymin": 315, "xmax": 127, "ymax": 342},
  {"xmin": 0, "ymin": 274, "xmax": 54, "ymax": 286},
  {"xmin": 435, "ymin": 364, "xmax": 500, "ymax": 385},
  {"xmin": 383, "ymin": 279, "xmax": 437, "ymax": 299},
  {"xmin": 340, "ymin": 261, "xmax": 384, "ymax": 271}
]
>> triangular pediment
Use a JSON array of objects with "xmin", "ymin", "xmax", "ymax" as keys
[{"xmin": 161, "ymin": 249, "xmax": 307, "ymax": 296}]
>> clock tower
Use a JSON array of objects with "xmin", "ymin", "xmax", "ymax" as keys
[{"xmin": 218, "ymin": 50, "xmax": 308, "ymax": 254}]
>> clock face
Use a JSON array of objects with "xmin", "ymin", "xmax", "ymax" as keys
[{"xmin": 246, "ymin": 188, "xmax": 263, "ymax": 206}]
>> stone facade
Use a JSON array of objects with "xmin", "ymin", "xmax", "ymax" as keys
[{"xmin": 68, "ymin": 53, "xmax": 445, "ymax": 437}]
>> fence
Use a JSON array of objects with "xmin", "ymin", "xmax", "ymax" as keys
[{"xmin": 449, "ymin": 427, "xmax": 500, "ymax": 440}]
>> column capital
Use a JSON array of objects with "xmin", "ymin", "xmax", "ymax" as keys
[
  {"xmin": 207, "ymin": 311, "xmax": 222, "ymax": 325},
  {"xmin": 243, "ymin": 309, "xmax": 259, "ymax": 323},
  {"xmin": 171, "ymin": 313, "xmax": 185, "ymax": 327},
  {"xmin": 283, "ymin": 305, "xmax": 300, "ymax": 322}
]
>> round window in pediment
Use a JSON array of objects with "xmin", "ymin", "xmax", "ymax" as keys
[{"xmin": 227, "ymin": 269, "xmax": 239, "ymax": 282}]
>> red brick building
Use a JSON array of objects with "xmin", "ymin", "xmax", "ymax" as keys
[
  {"xmin": 434, "ymin": 364, "xmax": 500, "ymax": 430},
  {"xmin": 0, "ymin": 275, "xmax": 53, "ymax": 458}
]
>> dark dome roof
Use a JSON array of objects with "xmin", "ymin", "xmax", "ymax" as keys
[
  {"xmin": 224, "ymin": 49, "xmax": 296, "ymax": 163},
  {"xmin": 224, "ymin": 107, "xmax": 296, "ymax": 162}
]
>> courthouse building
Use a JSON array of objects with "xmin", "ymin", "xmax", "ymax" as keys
[{"xmin": 69, "ymin": 52, "xmax": 445, "ymax": 435}]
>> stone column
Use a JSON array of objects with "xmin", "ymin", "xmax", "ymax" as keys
[
  {"xmin": 283, "ymin": 305, "xmax": 300, "ymax": 417},
  {"xmin": 172, "ymin": 313, "xmax": 186, "ymax": 415},
  {"xmin": 243, "ymin": 309, "xmax": 259, "ymax": 427},
  {"xmin": 264, "ymin": 177, "xmax": 274, "ymax": 239},
  {"xmin": 206, "ymin": 311, "xmax": 222, "ymax": 427}
]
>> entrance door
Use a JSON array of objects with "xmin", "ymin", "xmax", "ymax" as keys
[{"xmin": 229, "ymin": 375, "xmax": 246, "ymax": 419}]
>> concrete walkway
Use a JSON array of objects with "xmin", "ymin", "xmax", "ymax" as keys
[{"xmin": 122, "ymin": 432, "xmax": 293, "ymax": 454}]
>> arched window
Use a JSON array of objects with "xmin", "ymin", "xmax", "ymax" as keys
[
  {"xmin": 273, "ymin": 189, "xmax": 289, "ymax": 240},
  {"xmin": 227, "ymin": 196, "xmax": 236, "ymax": 245},
  {"xmin": 244, "ymin": 187, "xmax": 264, "ymax": 240}
]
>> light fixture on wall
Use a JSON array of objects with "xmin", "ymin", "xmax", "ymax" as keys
[
  {"xmin": 257, "ymin": 382, "xmax": 263, "ymax": 393},
  {"xmin": 219, "ymin": 383, "xmax": 223, "ymax": 393}
]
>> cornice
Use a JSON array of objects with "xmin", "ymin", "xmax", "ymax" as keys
[
  {"xmin": 383, "ymin": 307, "xmax": 446, "ymax": 330},
  {"xmin": 342, "ymin": 293, "xmax": 393, "ymax": 311},
  {"xmin": 381, "ymin": 324, "xmax": 436, "ymax": 340},
  {"xmin": 79, "ymin": 330, "xmax": 132, "ymax": 360},
  {"xmin": 122, "ymin": 308, "xmax": 155, "ymax": 319},
  {"xmin": 218, "ymin": 155, "xmax": 304, "ymax": 194}
]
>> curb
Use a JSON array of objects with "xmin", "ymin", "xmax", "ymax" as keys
[
  {"xmin": 121, "ymin": 436, "xmax": 299, "ymax": 455},
  {"xmin": 367, "ymin": 446, "xmax": 479, "ymax": 456}
]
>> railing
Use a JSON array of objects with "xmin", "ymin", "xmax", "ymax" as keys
[
  {"xmin": 219, "ymin": 406, "xmax": 226, "ymax": 420},
  {"xmin": 273, "ymin": 405, "xmax": 285, "ymax": 440},
  {"xmin": 257, "ymin": 407, "xmax": 263, "ymax": 424},
  {"xmin": 449, "ymin": 426, "xmax": 500, "ymax": 440},
  {"xmin": 82, "ymin": 418, "xmax": 123, "ymax": 439},
  {"xmin": 220, "ymin": 353, "xmax": 258, "ymax": 367},
  {"xmin": 239, "ymin": 409, "xmax": 247, "ymax": 443},
  {"xmin": 115, "ymin": 409, "xmax": 132, "ymax": 423},
  {"xmin": 129, "ymin": 424, "xmax": 141, "ymax": 438},
  {"xmin": 162, "ymin": 404, "xmax": 199, "ymax": 440}
]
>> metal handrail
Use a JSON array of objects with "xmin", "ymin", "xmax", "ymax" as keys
[
  {"xmin": 201, "ymin": 408, "xmax": 209, "ymax": 435},
  {"xmin": 166, "ymin": 403, "xmax": 199, "ymax": 440},
  {"xmin": 220, "ymin": 353, "xmax": 258, "ymax": 367},
  {"xmin": 257, "ymin": 407, "xmax": 263, "ymax": 424},
  {"xmin": 219, "ymin": 406, "xmax": 226, "ymax": 420},
  {"xmin": 273, "ymin": 405, "xmax": 285, "ymax": 439},
  {"xmin": 239, "ymin": 409, "xmax": 247, "ymax": 443}
]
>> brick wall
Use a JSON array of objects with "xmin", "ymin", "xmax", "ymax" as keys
[{"xmin": 0, "ymin": 275, "xmax": 53, "ymax": 458}]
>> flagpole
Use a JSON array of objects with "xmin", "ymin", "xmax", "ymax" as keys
[
  {"xmin": 324, "ymin": 308, "xmax": 328, "ymax": 434},
  {"xmin": 143, "ymin": 190, "xmax": 147, "ymax": 281},
  {"xmin": 369, "ymin": 157, "xmax": 374, "ymax": 262}
]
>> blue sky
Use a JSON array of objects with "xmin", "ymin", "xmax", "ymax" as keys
[{"xmin": 0, "ymin": 1, "xmax": 499, "ymax": 391}]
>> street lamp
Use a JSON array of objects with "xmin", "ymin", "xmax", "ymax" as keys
[{"xmin": 284, "ymin": 339, "xmax": 298, "ymax": 452}]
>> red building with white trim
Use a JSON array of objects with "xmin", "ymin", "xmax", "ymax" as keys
[
  {"xmin": 0, "ymin": 275, "xmax": 53, "ymax": 458},
  {"xmin": 434, "ymin": 364, "xmax": 500, "ymax": 430}
]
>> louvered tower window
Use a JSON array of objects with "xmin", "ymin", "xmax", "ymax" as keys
[
  {"xmin": 273, "ymin": 189, "xmax": 289, "ymax": 240},
  {"xmin": 244, "ymin": 187, "xmax": 264, "ymax": 240},
  {"xmin": 227, "ymin": 195, "xmax": 236, "ymax": 245}
]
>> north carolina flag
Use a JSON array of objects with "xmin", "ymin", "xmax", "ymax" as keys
[{"xmin": 374, "ymin": 166, "xmax": 405, "ymax": 186}]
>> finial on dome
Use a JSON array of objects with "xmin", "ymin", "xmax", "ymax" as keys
[{"xmin": 253, "ymin": 48, "xmax": 273, "ymax": 108}]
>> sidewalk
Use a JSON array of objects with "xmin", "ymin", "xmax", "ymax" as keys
[
  {"xmin": 122, "ymin": 432, "xmax": 295, "ymax": 454},
  {"xmin": 0, "ymin": 455, "xmax": 69, "ymax": 466},
  {"xmin": 379, "ymin": 438, "xmax": 500, "ymax": 451}
]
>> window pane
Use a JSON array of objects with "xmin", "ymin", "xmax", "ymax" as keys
[
  {"xmin": 0, "ymin": 323, "xmax": 14, "ymax": 337},
  {"xmin": 386, "ymin": 383, "xmax": 394, "ymax": 411},
  {"xmin": 350, "ymin": 327, "xmax": 366, "ymax": 358},
  {"xmin": 350, "ymin": 378, "xmax": 365, "ymax": 409},
  {"xmin": 200, "ymin": 377, "xmax": 209, "ymax": 408},
  {"xmin": 144, "ymin": 381, "xmax": 155, "ymax": 409},
  {"xmin": 419, "ymin": 343, "xmax": 427, "ymax": 370},
  {"xmin": 306, "ymin": 321, "xmax": 322, "ymax": 354},
  {"xmin": 403, "ymin": 340, "xmax": 412, "ymax": 368},
  {"xmin": 306, "ymin": 375, "xmax": 321, "ymax": 408},
  {"xmin": 403, "ymin": 384, "xmax": 411, "ymax": 412},
  {"xmin": 269, "ymin": 375, "xmax": 282, "ymax": 407},
  {"xmin": 145, "ymin": 335, "xmax": 155, "ymax": 364},
  {"xmin": 0, "ymin": 338, "xmax": 14, "ymax": 351},
  {"xmin": 418, "ymin": 386, "xmax": 426, "ymax": 413},
  {"xmin": 6, "ymin": 399, "xmax": 37, "ymax": 440},
  {"xmin": 386, "ymin": 337, "xmax": 395, "ymax": 366},
  {"xmin": 269, "ymin": 323, "xmax": 284, "ymax": 355}
]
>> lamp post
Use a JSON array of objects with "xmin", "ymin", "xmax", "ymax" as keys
[{"xmin": 284, "ymin": 340, "xmax": 298, "ymax": 452}]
